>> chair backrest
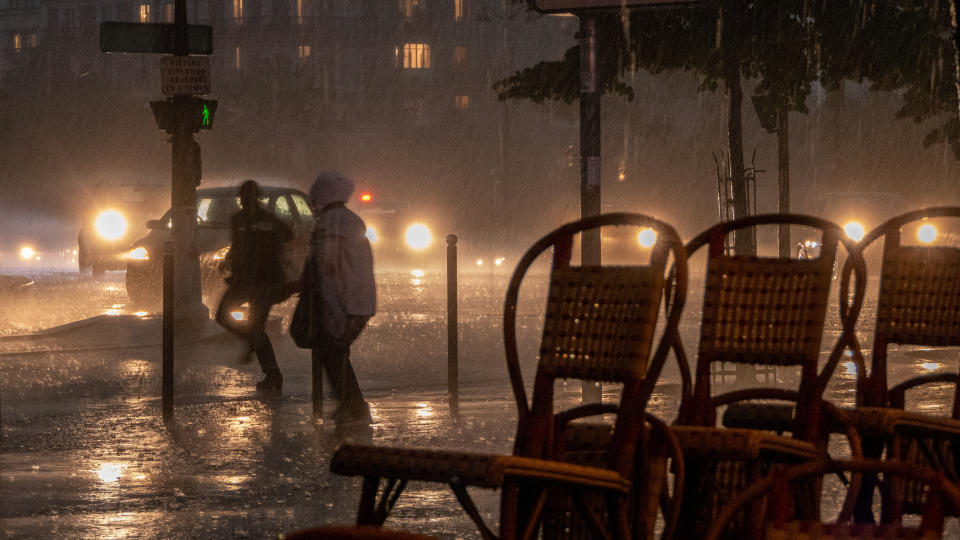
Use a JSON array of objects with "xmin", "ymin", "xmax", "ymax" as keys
[
  {"xmin": 843, "ymin": 207, "xmax": 960, "ymax": 410},
  {"xmin": 677, "ymin": 214, "xmax": 867, "ymax": 443},
  {"xmin": 503, "ymin": 213, "xmax": 687, "ymax": 474},
  {"xmin": 704, "ymin": 459, "xmax": 960, "ymax": 540}
]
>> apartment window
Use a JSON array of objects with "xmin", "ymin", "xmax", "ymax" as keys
[
  {"xmin": 234, "ymin": 47, "xmax": 242, "ymax": 70},
  {"xmin": 298, "ymin": 45, "xmax": 311, "ymax": 58},
  {"xmin": 402, "ymin": 43, "xmax": 430, "ymax": 69},
  {"xmin": 165, "ymin": 3, "xmax": 174, "ymax": 22},
  {"xmin": 454, "ymin": 45, "xmax": 466, "ymax": 67},
  {"xmin": 139, "ymin": 3, "xmax": 150, "ymax": 22},
  {"xmin": 233, "ymin": 0, "xmax": 243, "ymax": 24},
  {"xmin": 296, "ymin": 0, "xmax": 304, "ymax": 24},
  {"xmin": 13, "ymin": 33, "xmax": 22, "ymax": 50},
  {"xmin": 455, "ymin": 95, "xmax": 469, "ymax": 110},
  {"xmin": 454, "ymin": 0, "xmax": 464, "ymax": 21},
  {"xmin": 401, "ymin": 0, "xmax": 422, "ymax": 21},
  {"xmin": 27, "ymin": 33, "xmax": 37, "ymax": 47}
]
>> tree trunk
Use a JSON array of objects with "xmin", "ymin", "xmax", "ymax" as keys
[
  {"xmin": 778, "ymin": 109, "xmax": 791, "ymax": 258},
  {"xmin": 721, "ymin": 0, "xmax": 754, "ymax": 255}
]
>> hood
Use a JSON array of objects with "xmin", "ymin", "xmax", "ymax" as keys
[{"xmin": 310, "ymin": 172, "xmax": 355, "ymax": 209}]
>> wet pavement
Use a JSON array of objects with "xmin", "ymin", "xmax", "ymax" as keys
[{"xmin": 1, "ymin": 270, "xmax": 959, "ymax": 537}]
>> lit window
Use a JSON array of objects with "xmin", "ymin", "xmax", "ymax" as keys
[
  {"xmin": 402, "ymin": 0, "xmax": 422, "ymax": 21},
  {"xmin": 139, "ymin": 3, "xmax": 150, "ymax": 22},
  {"xmin": 297, "ymin": 0, "xmax": 304, "ymax": 24},
  {"xmin": 298, "ymin": 45, "xmax": 311, "ymax": 58},
  {"xmin": 455, "ymin": 95, "xmax": 469, "ymax": 109},
  {"xmin": 165, "ymin": 3, "xmax": 174, "ymax": 22},
  {"xmin": 27, "ymin": 33, "xmax": 37, "ymax": 48},
  {"xmin": 13, "ymin": 33, "xmax": 22, "ymax": 50},
  {"xmin": 455, "ymin": 0, "xmax": 464, "ymax": 21},
  {"xmin": 403, "ymin": 43, "xmax": 431, "ymax": 69},
  {"xmin": 234, "ymin": 47, "xmax": 241, "ymax": 70},
  {"xmin": 454, "ymin": 45, "xmax": 466, "ymax": 67},
  {"xmin": 233, "ymin": 0, "xmax": 243, "ymax": 23}
]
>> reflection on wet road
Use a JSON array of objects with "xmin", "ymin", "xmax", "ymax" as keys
[{"xmin": 0, "ymin": 270, "xmax": 958, "ymax": 536}]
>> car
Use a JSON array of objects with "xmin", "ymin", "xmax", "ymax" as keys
[
  {"xmin": 124, "ymin": 184, "xmax": 315, "ymax": 303},
  {"xmin": 351, "ymin": 190, "xmax": 443, "ymax": 272},
  {"xmin": 78, "ymin": 182, "xmax": 168, "ymax": 275}
]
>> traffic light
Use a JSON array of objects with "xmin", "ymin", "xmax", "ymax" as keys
[{"xmin": 150, "ymin": 98, "xmax": 217, "ymax": 133}]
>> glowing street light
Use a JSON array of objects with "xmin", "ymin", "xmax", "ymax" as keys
[
  {"xmin": 637, "ymin": 228, "xmax": 657, "ymax": 248},
  {"xmin": 19, "ymin": 246, "xmax": 35, "ymax": 260}
]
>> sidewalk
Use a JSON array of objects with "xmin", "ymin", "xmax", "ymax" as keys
[{"xmin": 0, "ymin": 315, "xmax": 527, "ymax": 539}]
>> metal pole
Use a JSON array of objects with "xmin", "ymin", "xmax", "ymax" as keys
[
  {"xmin": 312, "ymin": 347, "xmax": 323, "ymax": 418},
  {"xmin": 446, "ymin": 234, "xmax": 459, "ymax": 414},
  {"xmin": 171, "ymin": 0, "xmax": 206, "ymax": 324},
  {"xmin": 579, "ymin": 14, "xmax": 602, "ymax": 404},
  {"xmin": 162, "ymin": 241, "xmax": 175, "ymax": 422}
]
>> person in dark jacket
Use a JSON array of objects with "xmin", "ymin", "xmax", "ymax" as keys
[
  {"xmin": 306, "ymin": 172, "xmax": 376, "ymax": 424},
  {"xmin": 215, "ymin": 180, "xmax": 293, "ymax": 395}
]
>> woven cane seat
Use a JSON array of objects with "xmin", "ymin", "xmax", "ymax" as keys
[
  {"xmin": 331, "ymin": 445, "xmax": 505, "ymax": 488},
  {"xmin": 672, "ymin": 426, "xmax": 822, "ymax": 461}
]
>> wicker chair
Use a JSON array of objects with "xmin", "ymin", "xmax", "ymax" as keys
[
  {"xmin": 832, "ymin": 207, "xmax": 960, "ymax": 524},
  {"xmin": 704, "ymin": 459, "xmax": 960, "ymax": 540},
  {"xmin": 669, "ymin": 214, "xmax": 867, "ymax": 539},
  {"xmin": 330, "ymin": 213, "xmax": 689, "ymax": 540}
]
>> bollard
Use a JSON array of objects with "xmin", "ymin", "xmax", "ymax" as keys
[
  {"xmin": 162, "ymin": 241, "xmax": 175, "ymax": 422},
  {"xmin": 446, "ymin": 234, "xmax": 459, "ymax": 415}
]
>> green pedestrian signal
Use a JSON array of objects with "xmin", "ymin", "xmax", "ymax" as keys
[
  {"xmin": 149, "ymin": 98, "xmax": 217, "ymax": 133},
  {"xmin": 196, "ymin": 99, "xmax": 216, "ymax": 131}
]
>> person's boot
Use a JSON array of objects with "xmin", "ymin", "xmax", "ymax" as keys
[
  {"xmin": 256, "ymin": 370, "xmax": 283, "ymax": 396},
  {"xmin": 334, "ymin": 401, "xmax": 372, "ymax": 424}
]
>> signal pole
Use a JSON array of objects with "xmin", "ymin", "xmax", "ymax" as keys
[{"xmin": 168, "ymin": 0, "xmax": 208, "ymax": 324}]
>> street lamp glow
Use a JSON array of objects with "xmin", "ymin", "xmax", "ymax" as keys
[
  {"xmin": 95, "ymin": 210, "xmax": 128, "ymax": 240},
  {"xmin": 637, "ymin": 228, "xmax": 657, "ymax": 248},
  {"xmin": 19, "ymin": 246, "xmax": 35, "ymax": 260},
  {"xmin": 844, "ymin": 221, "xmax": 865, "ymax": 242},
  {"xmin": 404, "ymin": 224, "xmax": 432, "ymax": 251},
  {"xmin": 918, "ymin": 223, "xmax": 937, "ymax": 244}
]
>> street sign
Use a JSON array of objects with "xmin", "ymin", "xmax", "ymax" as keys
[
  {"xmin": 161, "ymin": 56, "xmax": 210, "ymax": 95},
  {"xmin": 534, "ymin": 0, "xmax": 701, "ymax": 12},
  {"xmin": 99, "ymin": 22, "xmax": 213, "ymax": 55}
]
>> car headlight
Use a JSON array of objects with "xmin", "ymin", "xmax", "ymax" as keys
[
  {"xmin": 365, "ymin": 225, "xmax": 379, "ymax": 245},
  {"xmin": 127, "ymin": 247, "xmax": 149, "ymax": 261},
  {"xmin": 843, "ymin": 221, "xmax": 865, "ymax": 242},
  {"xmin": 95, "ymin": 210, "xmax": 128, "ymax": 240},
  {"xmin": 404, "ymin": 224, "xmax": 432, "ymax": 251},
  {"xmin": 918, "ymin": 223, "xmax": 937, "ymax": 244},
  {"xmin": 213, "ymin": 246, "xmax": 230, "ymax": 261},
  {"xmin": 637, "ymin": 228, "xmax": 657, "ymax": 248}
]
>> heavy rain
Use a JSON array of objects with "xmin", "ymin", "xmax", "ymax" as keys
[{"xmin": 2, "ymin": 0, "xmax": 960, "ymax": 538}]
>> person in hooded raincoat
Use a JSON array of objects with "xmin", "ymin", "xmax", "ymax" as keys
[
  {"xmin": 215, "ymin": 179, "xmax": 293, "ymax": 396},
  {"xmin": 306, "ymin": 172, "xmax": 376, "ymax": 423}
]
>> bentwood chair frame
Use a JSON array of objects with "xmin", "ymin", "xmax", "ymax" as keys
[
  {"xmin": 835, "ymin": 207, "xmax": 960, "ymax": 524},
  {"xmin": 669, "ymin": 214, "xmax": 867, "ymax": 538},
  {"xmin": 331, "ymin": 213, "xmax": 689, "ymax": 540},
  {"xmin": 705, "ymin": 459, "xmax": 960, "ymax": 540}
]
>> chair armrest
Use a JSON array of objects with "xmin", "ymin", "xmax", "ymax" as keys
[
  {"xmin": 889, "ymin": 373, "xmax": 960, "ymax": 409},
  {"xmin": 499, "ymin": 455, "xmax": 630, "ymax": 493},
  {"xmin": 554, "ymin": 403, "xmax": 619, "ymax": 427}
]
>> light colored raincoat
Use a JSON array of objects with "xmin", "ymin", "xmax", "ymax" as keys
[{"xmin": 308, "ymin": 172, "xmax": 377, "ymax": 339}]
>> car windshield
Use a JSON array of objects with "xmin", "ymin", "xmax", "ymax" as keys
[{"xmin": 158, "ymin": 194, "xmax": 272, "ymax": 226}]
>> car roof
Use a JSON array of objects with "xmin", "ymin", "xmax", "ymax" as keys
[{"xmin": 196, "ymin": 185, "xmax": 307, "ymax": 197}]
